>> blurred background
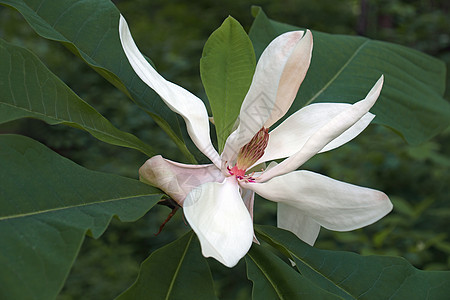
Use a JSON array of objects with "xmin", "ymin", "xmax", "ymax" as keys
[{"xmin": 0, "ymin": 0, "xmax": 449, "ymax": 299}]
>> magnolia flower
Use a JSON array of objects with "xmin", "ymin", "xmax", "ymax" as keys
[{"xmin": 119, "ymin": 15, "xmax": 393, "ymax": 268}]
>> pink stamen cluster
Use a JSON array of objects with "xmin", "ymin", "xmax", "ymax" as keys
[
  {"xmin": 227, "ymin": 127, "xmax": 269, "ymax": 182},
  {"xmin": 227, "ymin": 165, "xmax": 256, "ymax": 182}
]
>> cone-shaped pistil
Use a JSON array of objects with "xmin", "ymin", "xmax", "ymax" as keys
[{"xmin": 228, "ymin": 127, "xmax": 269, "ymax": 181}]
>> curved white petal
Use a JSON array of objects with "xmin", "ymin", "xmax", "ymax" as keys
[
  {"xmin": 241, "ymin": 188, "xmax": 259, "ymax": 243},
  {"xmin": 139, "ymin": 155, "xmax": 223, "ymax": 205},
  {"xmin": 222, "ymin": 30, "xmax": 312, "ymax": 163},
  {"xmin": 258, "ymin": 75, "xmax": 384, "ymax": 182},
  {"xmin": 243, "ymin": 170, "xmax": 393, "ymax": 231},
  {"xmin": 241, "ymin": 188, "xmax": 255, "ymax": 221},
  {"xmin": 183, "ymin": 177, "xmax": 253, "ymax": 267},
  {"xmin": 265, "ymin": 30, "xmax": 313, "ymax": 128},
  {"xmin": 255, "ymin": 103, "xmax": 374, "ymax": 165},
  {"xmin": 277, "ymin": 203, "xmax": 321, "ymax": 246},
  {"xmin": 119, "ymin": 15, "xmax": 220, "ymax": 167}
]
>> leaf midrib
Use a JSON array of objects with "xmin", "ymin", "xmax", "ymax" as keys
[
  {"xmin": 259, "ymin": 230, "xmax": 356, "ymax": 299},
  {"xmin": 292, "ymin": 253, "xmax": 356, "ymax": 299},
  {"xmin": 247, "ymin": 250, "xmax": 285, "ymax": 300},
  {"xmin": 0, "ymin": 193, "xmax": 158, "ymax": 221},
  {"xmin": 304, "ymin": 40, "xmax": 369, "ymax": 107},
  {"xmin": 22, "ymin": 0, "xmax": 103, "ymax": 67},
  {"xmin": 165, "ymin": 232, "xmax": 194, "ymax": 300}
]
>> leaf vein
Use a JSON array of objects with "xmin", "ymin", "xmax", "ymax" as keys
[
  {"xmin": 165, "ymin": 233, "xmax": 194, "ymax": 300},
  {"xmin": 305, "ymin": 40, "xmax": 369, "ymax": 106},
  {"xmin": 0, "ymin": 194, "xmax": 158, "ymax": 221},
  {"xmin": 247, "ymin": 251, "xmax": 285, "ymax": 300}
]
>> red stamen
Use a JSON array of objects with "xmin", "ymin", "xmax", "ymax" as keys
[
  {"xmin": 154, "ymin": 206, "xmax": 178, "ymax": 236},
  {"xmin": 226, "ymin": 127, "xmax": 269, "ymax": 183}
]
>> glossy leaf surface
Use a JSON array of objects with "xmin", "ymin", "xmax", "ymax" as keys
[
  {"xmin": 246, "ymin": 243, "xmax": 341, "ymax": 299},
  {"xmin": 0, "ymin": 38, "xmax": 155, "ymax": 156},
  {"xmin": 256, "ymin": 225, "xmax": 450, "ymax": 299},
  {"xmin": 118, "ymin": 231, "xmax": 218, "ymax": 300},
  {"xmin": 0, "ymin": 135, "xmax": 162, "ymax": 300},
  {"xmin": 0, "ymin": 0, "xmax": 187, "ymax": 155},
  {"xmin": 200, "ymin": 16, "xmax": 256, "ymax": 152},
  {"xmin": 249, "ymin": 7, "xmax": 450, "ymax": 145}
]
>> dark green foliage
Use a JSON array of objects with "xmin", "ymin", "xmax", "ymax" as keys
[
  {"xmin": 256, "ymin": 226, "xmax": 450, "ymax": 299},
  {"xmin": 0, "ymin": 0, "xmax": 448, "ymax": 299},
  {"xmin": 0, "ymin": 135, "xmax": 162, "ymax": 300},
  {"xmin": 118, "ymin": 231, "xmax": 217, "ymax": 300}
]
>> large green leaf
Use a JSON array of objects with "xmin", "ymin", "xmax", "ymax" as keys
[
  {"xmin": 256, "ymin": 225, "xmax": 450, "ymax": 299},
  {"xmin": 0, "ymin": 134, "xmax": 162, "ymax": 300},
  {"xmin": 0, "ymin": 38, "xmax": 155, "ymax": 156},
  {"xmin": 200, "ymin": 16, "xmax": 256, "ymax": 152},
  {"xmin": 118, "ymin": 231, "xmax": 217, "ymax": 300},
  {"xmin": 0, "ymin": 0, "xmax": 193, "ymax": 160},
  {"xmin": 249, "ymin": 7, "xmax": 450, "ymax": 145},
  {"xmin": 246, "ymin": 243, "xmax": 341, "ymax": 299}
]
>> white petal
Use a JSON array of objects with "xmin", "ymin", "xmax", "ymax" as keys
[
  {"xmin": 265, "ymin": 30, "xmax": 313, "ymax": 128},
  {"xmin": 243, "ymin": 170, "xmax": 393, "ymax": 231},
  {"xmin": 277, "ymin": 203, "xmax": 321, "ymax": 246},
  {"xmin": 222, "ymin": 30, "xmax": 312, "ymax": 163},
  {"xmin": 183, "ymin": 177, "xmax": 253, "ymax": 267},
  {"xmin": 258, "ymin": 75, "xmax": 384, "ymax": 182},
  {"xmin": 139, "ymin": 155, "xmax": 223, "ymax": 205},
  {"xmin": 241, "ymin": 188, "xmax": 259, "ymax": 243},
  {"xmin": 119, "ymin": 15, "xmax": 220, "ymax": 167},
  {"xmin": 255, "ymin": 103, "xmax": 374, "ymax": 165},
  {"xmin": 241, "ymin": 188, "xmax": 255, "ymax": 221}
]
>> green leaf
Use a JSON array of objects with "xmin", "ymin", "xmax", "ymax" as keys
[
  {"xmin": 0, "ymin": 38, "xmax": 155, "ymax": 156},
  {"xmin": 249, "ymin": 7, "xmax": 450, "ymax": 145},
  {"xmin": 118, "ymin": 231, "xmax": 217, "ymax": 300},
  {"xmin": 246, "ymin": 243, "xmax": 342, "ymax": 299},
  {"xmin": 256, "ymin": 225, "xmax": 450, "ymax": 300},
  {"xmin": 200, "ymin": 16, "xmax": 256, "ymax": 152},
  {"xmin": 0, "ymin": 0, "xmax": 189, "ymax": 157},
  {"xmin": 0, "ymin": 134, "xmax": 162, "ymax": 300}
]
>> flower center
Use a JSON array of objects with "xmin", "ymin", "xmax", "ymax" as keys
[{"xmin": 227, "ymin": 127, "xmax": 269, "ymax": 182}]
